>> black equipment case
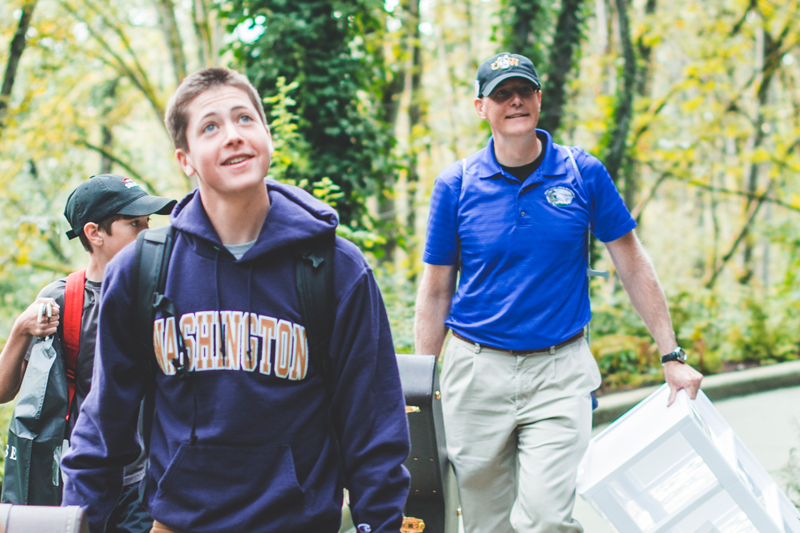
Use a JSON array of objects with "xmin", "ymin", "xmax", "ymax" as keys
[
  {"xmin": 395, "ymin": 353, "xmax": 460, "ymax": 533},
  {"xmin": 338, "ymin": 353, "xmax": 461, "ymax": 533}
]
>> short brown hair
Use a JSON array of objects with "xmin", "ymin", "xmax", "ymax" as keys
[
  {"xmin": 164, "ymin": 67, "xmax": 267, "ymax": 152},
  {"xmin": 78, "ymin": 214, "xmax": 138, "ymax": 253}
]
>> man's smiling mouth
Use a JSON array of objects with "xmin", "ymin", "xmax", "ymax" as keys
[
  {"xmin": 506, "ymin": 113, "xmax": 529, "ymax": 119},
  {"xmin": 222, "ymin": 155, "xmax": 253, "ymax": 165}
]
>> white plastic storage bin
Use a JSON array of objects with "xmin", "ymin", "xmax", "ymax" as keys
[{"xmin": 576, "ymin": 384, "xmax": 800, "ymax": 533}]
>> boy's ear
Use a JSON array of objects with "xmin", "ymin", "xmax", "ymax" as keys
[
  {"xmin": 264, "ymin": 124, "xmax": 274, "ymax": 156},
  {"xmin": 83, "ymin": 222, "xmax": 103, "ymax": 249},
  {"xmin": 175, "ymin": 149, "xmax": 197, "ymax": 178}
]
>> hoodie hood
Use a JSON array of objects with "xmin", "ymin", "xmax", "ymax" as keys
[{"xmin": 170, "ymin": 179, "xmax": 338, "ymax": 260}]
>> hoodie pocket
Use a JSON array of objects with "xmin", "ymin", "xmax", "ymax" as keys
[{"xmin": 152, "ymin": 442, "xmax": 305, "ymax": 530}]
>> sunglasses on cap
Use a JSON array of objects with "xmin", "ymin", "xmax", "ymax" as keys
[{"xmin": 487, "ymin": 83, "xmax": 539, "ymax": 103}]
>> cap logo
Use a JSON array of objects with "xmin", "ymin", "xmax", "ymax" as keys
[
  {"xmin": 545, "ymin": 186, "xmax": 575, "ymax": 207},
  {"xmin": 121, "ymin": 177, "xmax": 141, "ymax": 189},
  {"xmin": 492, "ymin": 55, "xmax": 519, "ymax": 70}
]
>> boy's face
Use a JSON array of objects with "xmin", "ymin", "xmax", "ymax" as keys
[
  {"xmin": 175, "ymin": 86, "xmax": 273, "ymax": 200},
  {"xmin": 98, "ymin": 216, "xmax": 150, "ymax": 259}
]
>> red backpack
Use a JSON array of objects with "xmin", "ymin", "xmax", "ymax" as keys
[{"xmin": 62, "ymin": 269, "xmax": 85, "ymax": 420}]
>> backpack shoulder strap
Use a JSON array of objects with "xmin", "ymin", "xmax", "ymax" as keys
[
  {"xmin": 63, "ymin": 269, "xmax": 85, "ymax": 420},
  {"xmin": 295, "ymin": 232, "xmax": 336, "ymax": 396},
  {"xmin": 134, "ymin": 225, "xmax": 176, "ymax": 340},
  {"xmin": 294, "ymin": 232, "xmax": 342, "ymax": 475},
  {"xmin": 131, "ymin": 225, "xmax": 175, "ymax": 501},
  {"xmin": 564, "ymin": 145, "xmax": 585, "ymax": 191},
  {"xmin": 458, "ymin": 157, "xmax": 469, "ymax": 203}
]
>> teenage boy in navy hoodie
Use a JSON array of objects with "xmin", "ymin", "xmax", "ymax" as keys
[{"xmin": 62, "ymin": 68, "xmax": 411, "ymax": 533}]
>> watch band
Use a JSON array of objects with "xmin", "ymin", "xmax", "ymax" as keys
[{"xmin": 661, "ymin": 347, "xmax": 686, "ymax": 365}]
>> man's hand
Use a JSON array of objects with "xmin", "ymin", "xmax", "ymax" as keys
[
  {"xmin": 664, "ymin": 361, "xmax": 703, "ymax": 406},
  {"xmin": 18, "ymin": 298, "xmax": 60, "ymax": 339}
]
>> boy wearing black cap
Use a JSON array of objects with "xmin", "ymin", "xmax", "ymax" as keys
[
  {"xmin": 415, "ymin": 53, "xmax": 703, "ymax": 532},
  {"xmin": 0, "ymin": 174, "xmax": 175, "ymax": 533}
]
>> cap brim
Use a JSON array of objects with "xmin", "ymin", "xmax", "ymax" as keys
[
  {"xmin": 482, "ymin": 72, "xmax": 540, "ymax": 97},
  {"xmin": 116, "ymin": 196, "xmax": 177, "ymax": 217}
]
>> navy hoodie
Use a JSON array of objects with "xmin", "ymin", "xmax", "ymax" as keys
[{"xmin": 62, "ymin": 180, "xmax": 410, "ymax": 532}]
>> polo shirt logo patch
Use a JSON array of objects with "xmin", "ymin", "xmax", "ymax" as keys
[{"xmin": 545, "ymin": 186, "xmax": 574, "ymax": 207}]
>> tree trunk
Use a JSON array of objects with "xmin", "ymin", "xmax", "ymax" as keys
[
  {"xmin": 625, "ymin": 0, "xmax": 657, "ymax": 214},
  {"xmin": 502, "ymin": 0, "xmax": 546, "ymax": 67},
  {"xmin": 153, "ymin": 0, "xmax": 187, "ymax": 86},
  {"xmin": 0, "ymin": 0, "xmax": 38, "ymax": 129},
  {"xmin": 376, "ymin": 49, "xmax": 406, "ymax": 263},
  {"xmin": 100, "ymin": 79, "xmax": 119, "ymax": 174},
  {"xmin": 741, "ymin": 15, "xmax": 786, "ymax": 284},
  {"xmin": 603, "ymin": 0, "xmax": 636, "ymax": 186},
  {"xmin": 193, "ymin": 0, "xmax": 217, "ymax": 66},
  {"xmin": 635, "ymin": 0, "xmax": 657, "ymax": 96},
  {"xmin": 537, "ymin": 0, "xmax": 584, "ymax": 136},
  {"xmin": 405, "ymin": 0, "xmax": 423, "ymax": 278}
]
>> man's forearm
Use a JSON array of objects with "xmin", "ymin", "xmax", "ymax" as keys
[
  {"xmin": 607, "ymin": 233, "xmax": 676, "ymax": 354},
  {"xmin": 414, "ymin": 293, "xmax": 451, "ymax": 357},
  {"xmin": 618, "ymin": 261, "xmax": 677, "ymax": 353},
  {"xmin": 414, "ymin": 264, "xmax": 456, "ymax": 357},
  {"xmin": 0, "ymin": 322, "xmax": 31, "ymax": 403}
]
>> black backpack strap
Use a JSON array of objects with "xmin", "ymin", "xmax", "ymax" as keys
[
  {"xmin": 134, "ymin": 225, "xmax": 177, "ymax": 336},
  {"xmin": 294, "ymin": 232, "xmax": 343, "ymax": 473},
  {"xmin": 131, "ymin": 225, "xmax": 176, "ymax": 501}
]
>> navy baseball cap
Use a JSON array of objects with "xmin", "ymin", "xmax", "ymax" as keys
[
  {"xmin": 475, "ymin": 52, "xmax": 540, "ymax": 98},
  {"xmin": 64, "ymin": 174, "xmax": 176, "ymax": 239}
]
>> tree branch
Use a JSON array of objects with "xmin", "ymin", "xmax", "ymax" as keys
[
  {"xmin": 58, "ymin": 1, "xmax": 166, "ymax": 125},
  {"xmin": 704, "ymin": 180, "xmax": 775, "ymax": 289},
  {"xmin": 79, "ymin": 140, "xmax": 159, "ymax": 194},
  {"xmin": 640, "ymin": 161, "xmax": 800, "ymax": 214},
  {"xmin": 6, "ymin": 256, "xmax": 73, "ymax": 275},
  {"xmin": 0, "ymin": 0, "xmax": 38, "ymax": 129},
  {"xmin": 602, "ymin": 0, "xmax": 636, "ymax": 183},
  {"xmin": 153, "ymin": 0, "xmax": 187, "ymax": 85}
]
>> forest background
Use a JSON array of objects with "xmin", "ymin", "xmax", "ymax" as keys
[{"xmin": 2, "ymin": 0, "xmax": 800, "ymax": 415}]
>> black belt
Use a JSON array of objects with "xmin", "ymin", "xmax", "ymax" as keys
[{"xmin": 451, "ymin": 330, "xmax": 584, "ymax": 356}]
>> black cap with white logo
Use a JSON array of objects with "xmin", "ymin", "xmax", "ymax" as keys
[
  {"xmin": 64, "ymin": 174, "xmax": 176, "ymax": 239},
  {"xmin": 475, "ymin": 52, "xmax": 541, "ymax": 98}
]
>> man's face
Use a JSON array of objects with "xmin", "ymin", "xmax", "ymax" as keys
[
  {"xmin": 100, "ymin": 216, "xmax": 150, "ymax": 259},
  {"xmin": 474, "ymin": 78, "xmax": 542, "ymax": 138},
  {"xmin": 176, "ymin": 86, "xmax": 273, "ymax": 200}
]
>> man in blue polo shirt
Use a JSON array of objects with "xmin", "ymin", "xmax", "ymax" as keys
[{"xmin": 414, "ymin": 52, "xmax": 703, "ymax": 533}]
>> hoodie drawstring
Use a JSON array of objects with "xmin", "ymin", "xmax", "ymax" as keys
[{"xmin": 247, "ymin": 263, "xmax": 253, "ymax": 364}]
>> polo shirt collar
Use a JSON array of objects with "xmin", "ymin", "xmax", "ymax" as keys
[{"xmin": 472, "ymin": 129, "xmax": 568, "ymax": 184}]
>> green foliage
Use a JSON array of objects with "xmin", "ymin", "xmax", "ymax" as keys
[
  {"xmin": 497, "ymin": 0, "xmax": 552, "ymax": 68},
  {"xmin": 263, "ymin": 80, "xmax": 385, "ymax": 254},
  {"xmin": 264, "ymin": 76, "xmax": 310, "ymax": 184},
  {"xmin": 373, "ymin": 266, "xmax": 415, "ymax": 354},
  {"xmin": 224, "ymin": 0, "xmax": 394, "ymax": 228}
]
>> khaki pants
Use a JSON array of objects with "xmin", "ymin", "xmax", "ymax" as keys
[
  {"xmin": 151, "ymin": 520, "xmax": 182, "ymax": 533},
  {"xmin": 441, "ymin": 335, "xmax": 601, "ymax": 533}
]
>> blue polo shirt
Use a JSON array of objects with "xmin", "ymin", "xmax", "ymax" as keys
[{"xmin": 422, "ymin": 130, "xmax": 636, "ymax": 351}]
